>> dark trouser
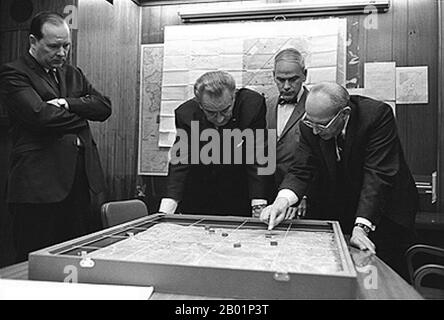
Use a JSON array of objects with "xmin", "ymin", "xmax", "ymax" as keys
[
  {"xmin": 370, "ymin": 216, "xmax": 418, "ymax": 281},
  {"xmin": 10, "ymin": 150, "xmax": 92, "ymax": 263}
]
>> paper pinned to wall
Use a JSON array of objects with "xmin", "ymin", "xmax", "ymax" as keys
[
  {"xmin": 347, "ymin": 88, "xmax": 366, "ymax": 96},
  {"xmin": 364, "ymin": 62, "xmax": 396, "ymax": 101},
  {"xmin": 159, "ymin": 131, "xmax": 176, "ymax": 148},
  {"xmin": 159, "ymin": 115, "xmax": 176, "ymax": 132},
  {"xmin": 347, "ymin": 88, "xmax": 396, "ymax": 118},
  {"xmin": 160, "ymin": 101, "xmax": 180, "ymax": 116},
  {"xmin": 160, "ymin": 18, "xmax": 347, "ymax": 137},
  {"xmin": 162, "ymin": 71, "xmax": 189, "ymax": 86},
  {"xmin": 162, "ymin": 85, "xmax": 190, "ymax": 101},
  {"xmin": 396, "ymin": 66, "xmax": 428, "ymax": 104},
  {"xmin": 307, "ymin": 67, "xmax": 337, "ymax": 84}
]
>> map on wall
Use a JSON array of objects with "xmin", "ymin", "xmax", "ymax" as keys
[
  {"xmin": 159, "ymin": 18, "xmax": 347, "ymax": 148},
  {"xmin": 138, "ymin": 44, "xmax": 169, "ymax": 175},
  {"xmin": 138, "ymin": 19, "xmax": 347, "ymax": 175}
]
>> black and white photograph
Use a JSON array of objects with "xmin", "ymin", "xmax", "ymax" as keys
[{"xmin": 0, "ymin": 0, "xmax": 443, "ymax": 306}]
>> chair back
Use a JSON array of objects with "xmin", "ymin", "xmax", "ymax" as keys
[
  {"xmin": 405, "ymin": 244, "xmax": 444, "ymax": 299},
  {"xmin": 101, "ymin": 199, "xmax": 148, "ymax": 228}
]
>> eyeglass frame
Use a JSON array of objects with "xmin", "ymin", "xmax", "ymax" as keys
[{"xmin": 301, "ymin": 106, "xmax": 349, "ymax": 132}]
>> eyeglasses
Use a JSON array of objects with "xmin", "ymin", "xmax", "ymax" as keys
[{"xmin": 302, "ymin": 108, "xmax": 347, "ymax": 132}]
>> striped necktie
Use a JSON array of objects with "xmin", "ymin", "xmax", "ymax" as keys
[{"xmin": 47, "ymin": 69, "xmax": 59, "ymax": 89}]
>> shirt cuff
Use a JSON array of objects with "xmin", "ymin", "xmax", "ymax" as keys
[
  {"xmin": 276, "ymin": 189, "xmax": 299, "ymax": 206},
  {"xmin": 355, "ymin": 217, "xmax": 376, "ymax": 231},
  {"xmin": 251, "ymin": 199, "xmax": 267, "ymax": 206},
  {"xmin": 159, "ymin": 198, "xmax": 178, "ymax": 214}
]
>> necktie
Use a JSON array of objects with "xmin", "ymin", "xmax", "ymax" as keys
[
  {"xmin": 47, "ymin": 69, "xmax": 59, "ymax": 89},
  {"xmin": 336, "ymin": 135, "xmax": 345, "ymax": 162},
  {"xmin": 278, "ymin": 95, "xmax": 298, "ymax": 105}
]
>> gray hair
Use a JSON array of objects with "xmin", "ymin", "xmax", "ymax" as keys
[
  {"xmin": 193, "ymin": 71, "xmax": 236, "ymax": 101},
  {"xmin": 274, "ymin": 48, "xmax": 305, "ymax": 70},
  {"xmin": 309, "ymin": 82, "xmax": 350, "ymax": 112}
]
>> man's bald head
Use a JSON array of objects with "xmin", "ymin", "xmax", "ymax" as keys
[{"xmin": 306, "ymin": 82, "xmax": 350, "ymax": 122}]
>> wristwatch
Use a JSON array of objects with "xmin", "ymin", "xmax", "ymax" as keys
[
  {"xmin": 354, "ymin": 223, "xmax": 372, "ymax": 235},
  {"xmin": 251, "ymin": 204, "xmax": 267, "ymax": 218}
]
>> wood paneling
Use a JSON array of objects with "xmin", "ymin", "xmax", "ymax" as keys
[
  {"xmin": 439, "ymin": 0, "xmax": 444, "ymax": 211},
  {"xmin": 0, "ymin": 0, "xmax": 77, "ymax": 31},
  {"xmin": 77, "ymin": 0, "xmax": 141, "ymax": 202}
]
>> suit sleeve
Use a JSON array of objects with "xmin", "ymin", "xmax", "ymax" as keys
[
  {"xmin": 64, "ymin": 68, "xmax": 111, "ymax": 122},
  {"xmin": 355, "ymin": 104, "xmax": 400, "ymax": 225},
  {"xmin": 279, "ymin": 123, "xmax": 320, "ymax": 200},
  {"xmin": 0, "ymin": 65, "xmax": 87, "ymax": 134},
  {"xmin": 246, "ymin": 95, "xmax": 269, "ymax": 200},
  {"xmin": 164, "ymin": 110, "xmax": 192, "ymax": 202}
]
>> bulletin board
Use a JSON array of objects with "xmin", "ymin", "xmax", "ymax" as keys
[{"xmin": 138, "ymin": 18, "xmax": 347, "ymax": 175}]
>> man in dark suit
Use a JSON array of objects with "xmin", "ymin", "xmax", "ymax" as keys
[
  {"xmin": 0, "ymin": 12, "xmax": 111, "ymax": 262},
  {"xmin": 260, "ymin": 82, "xmax": 418, "ymax": 278},
  {"xmin": 267, "ymin": 48, "xmax": 309, "ymax": 216},
  {"xmin": 159, "ymin": 71, "xmax": 269, "ymax": 217}
]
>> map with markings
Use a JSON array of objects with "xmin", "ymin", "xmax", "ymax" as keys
[{"xmin": 89, "ymin": 223, "xmax": 343, "ymax": 274}]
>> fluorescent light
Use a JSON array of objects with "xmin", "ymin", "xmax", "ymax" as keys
[{"xmin": 179, "ymin": 0, "xmax": 390, "ymax": 23}]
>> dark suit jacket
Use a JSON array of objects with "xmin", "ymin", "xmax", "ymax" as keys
[
  {"xmin": 280, "ymin": 95, "xmax": 418, "ymax": 232},
  {"xmin": 165, "ymin": 88, "xmax": 269, "ymax": 216},
  {"xmin": 0, "ymin": 53, "xmax": 111, "ymax": 203},
  {"xmin": 266, "ymin": 88, "xmax": 308, "ymax": 191}
]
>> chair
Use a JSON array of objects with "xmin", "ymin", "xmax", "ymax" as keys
[
  {"xmin": 405, "ymin": 244, "xmax": 444, "ymax": 299},
  {"xmin": 101, "ymin": 199, "xmax": 148, "ymax": 228}
]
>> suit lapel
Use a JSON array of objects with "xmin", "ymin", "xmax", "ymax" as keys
[
  {"xmin": 278, "ymin": 88, "xmax": 308, "ymax": 140},
  {"xmin": 24, "ymin": 53, "xmax": 60, "ymax": 96},
  {"xmin": 266, "ymin": 98, "xmax": 278, "ymax": 131},
  {"xmin": 56, "ymin": 67, "xmax": 66, "ymax": 97}
]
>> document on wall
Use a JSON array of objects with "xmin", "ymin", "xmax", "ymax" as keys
[
  {"xmin": 347, "ymin": 88, "xmax": 396, "ymax": 118},
  {"xmin": 396, "ymin": 66, "xmax": 428, "ymax": 104},
  {"xmin": 364, "ymin": 62, "xmax": 396, "ymax": 101}
]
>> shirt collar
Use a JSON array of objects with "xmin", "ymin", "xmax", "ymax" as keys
[{"xmin": 278, "ymin": 85, "xmax": 305, "ymax": 106}]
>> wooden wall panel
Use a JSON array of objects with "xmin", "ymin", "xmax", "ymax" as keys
[
  {"xmin": 401, "ymin": 0, "xmax": 438, "ymax": 175},
  {"xmin": 77, "ymin": 0, "xmax": 141, "ymax": 202}
]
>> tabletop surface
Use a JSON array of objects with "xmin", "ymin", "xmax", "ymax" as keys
[{"xmin": 0, "ymin": 246, "xmax": 423, "ymax": 300}]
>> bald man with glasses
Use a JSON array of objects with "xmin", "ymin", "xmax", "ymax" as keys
[{"xmin": 261, "ymin": 82, "xmax": 418, "ymax": 280}]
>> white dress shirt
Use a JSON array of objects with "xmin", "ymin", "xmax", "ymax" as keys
[{"xmin": 277, "ymin": 87, "xmax": 305, "ymax": 139}]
